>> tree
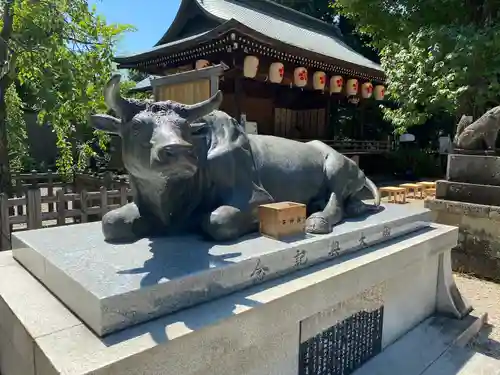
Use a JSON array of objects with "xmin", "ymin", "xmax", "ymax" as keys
[
  {"xmin": 332, "ymin": 0, "xmax": 500, "ymax": 133},
  {"xmin": 273, "ymin": 0, "xmax": 379, "ymax": 63},
  {"xmin": 0, "ymin": 0, "xmax": 133, "ymax": 194}
]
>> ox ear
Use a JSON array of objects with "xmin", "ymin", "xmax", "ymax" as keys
[
  {"xmin": 189, "ymin": 122, "xmax": 209, "ymax": 138},
  {"xmin": 89, "ymin": 114, "xmax": 121, "ymax": 135}
]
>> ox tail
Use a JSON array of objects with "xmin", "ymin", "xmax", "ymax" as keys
[{"xmin": 365, "ymin": 177, "xmax": 380, "ymax": 206}]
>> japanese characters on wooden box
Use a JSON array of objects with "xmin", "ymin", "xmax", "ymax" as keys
[{"xmin": 258, "ymin": 202, "xmax": 307, "ymax": 239}]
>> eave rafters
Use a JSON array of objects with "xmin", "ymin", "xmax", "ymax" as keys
[{"xmin": 117, "ymin": 29, "xmax": 385, "ymax": 83}]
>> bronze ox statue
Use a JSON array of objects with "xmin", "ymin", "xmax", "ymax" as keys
[{"xmin": 90, "ymin": 75, "xmax": 381, "ymax": 242}]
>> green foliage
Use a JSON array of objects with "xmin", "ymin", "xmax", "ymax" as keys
[
  {"xmin": 332, "ymin": 0, "xmax": 500, "ymax": 132},
  {"xmin": 0, "ymin": 0, "xmax": 134, "ymax": 178},
  {"xmin": 273, "ymin": 0, "xmax": 379, "ymax": 62},
  {"xmin": 5, "ymin": 83, "xmax": 30, "ymax": 171},
  {"xmin": 119, "ymin": 79, "xmax": 152, "ymax": 101},
  {"xmin": 387, "ymin": 148, "xmax": 444, "ymax": 178}
]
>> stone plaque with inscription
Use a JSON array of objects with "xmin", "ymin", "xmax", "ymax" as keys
[{"xmin": 298, "ymin": 284, "xmax": 385, "ymax": 375}]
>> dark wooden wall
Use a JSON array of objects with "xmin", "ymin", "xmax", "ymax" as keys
[{"xmin": 220, "ymin": 76, "xmax": 330, "ymax": 137}]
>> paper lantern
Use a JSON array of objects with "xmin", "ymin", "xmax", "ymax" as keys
[
  {"xmin": 361, "ymin": 82, "xmax": 374, "ymax": 99},
  {"xmin": 313, "ymin": 71, "xmax": 327, "ymax": 91},
  {"xmin": 329, "ymin": 75, "xmax": 343, "ymax": 94},
  {"xmin": 195, "ymin": 60, "xmax": 210, "ymax": 70},
  {"xmin": 374, "ymin": 85, "xmax": 386, "ymax": 100},
  {"xmin": 294, "ymin": 67, "xmax": 308, "ymax": 87},
  {"xmin": 269, "ymin": 62, "xmax": 284, "ymax": 83},
  {"xmin": 346, "ymin": 79, "xmax": 359, "ymax": 96},
  {"xmin": 244, "ymin": 55, "xmax": 259, "ymax": 78}
]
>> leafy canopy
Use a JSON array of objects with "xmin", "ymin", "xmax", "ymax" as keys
[
  {"xmin": 1, "ymin": 0, "xmax": 134, "ymax": 175},
  {"xmin": 332, "ymin": 0, "xmax": 500, "ymax": 133}
]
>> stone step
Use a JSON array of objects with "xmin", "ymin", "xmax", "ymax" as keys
[
  {"xmin": 436, "ymin": 180, "xmax": 500, "ymax": 207},
  {"xmin": 353, "ymin": 313, "xmax": 487, "ymax": 375},
  {"xmin": 447, "ymin": 154, "xmax": 500, "ymax": 186},
  {"xmin": 423, "ymin": 343, "xmax": 500, "ymax": 374}
]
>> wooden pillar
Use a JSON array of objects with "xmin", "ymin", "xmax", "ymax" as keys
[
  {"xmin": 359, "ymin": 100, "xmax": 365, "ymax": 139},
  {"xmin": 234, "ymin": 71, "xmax": 244, "ymax": 122},
  {"xmin": 325, "ymin": 94, "xmax": 331, "ymax": 139}
]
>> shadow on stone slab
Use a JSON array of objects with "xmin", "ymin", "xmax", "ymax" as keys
[
  {"xmin": 343, "ymin": 204, "xmax": 386, "ymax": 224},
  {"xmin": 104, "ymin": 227, "xmax": 435, "ymax": 347},
  {"xmin": 469, "ymin": 323, "xmax": 500, "ymax": 360},
  {"xmin": 118, "ymin": 237, "xmax": 243, "ymax": 287}
]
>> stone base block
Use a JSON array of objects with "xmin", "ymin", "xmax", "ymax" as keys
[
  {"xmin": 355, "ymin": 313, "xmax": 487, "ymax": 375},
  {"xmin": 436, "ymin": 180, "xmax": 500, "ymax": 206},
  {"xmin": 0, "ymin": 223, "xmax": 471, "ymax": 375},
  {"xmin": 452, "ymin": 148, "xmax": 497, "ymax": 156},
  {"xmin": 11, "ymin": 204, "xmax": 431, "ymax": 336},
  {"xmin": 426, "ymin": 198, "xmax": 500, "ymax": 281},
  {"xmin": 447, "ymin": 153, "xmax": 500, "ymax": 185}
]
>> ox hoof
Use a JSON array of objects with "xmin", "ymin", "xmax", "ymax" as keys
[
  {"xmin": 102, "ymin": 212, "xmax": 138, "ymax": 243},
  {"xmin": 305, "ymin": 214, "xmax": 331, "ymax": 234},
  {"xmin": 101, "ymin": 204, "xmax": 150, "ymax": 243},
  {"xmin": 202, "ymin": 205, "xmax": 256, "ymax": 241}
]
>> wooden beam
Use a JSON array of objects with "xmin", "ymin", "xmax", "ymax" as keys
[{"xmin": 150, "ymin": 64, "xmax": 224, "ymax": 88}]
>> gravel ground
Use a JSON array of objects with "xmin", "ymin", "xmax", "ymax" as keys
[
  {"xmin": 390, "ymin": 196, "xmax": 500, "ymax": 357},
  {"xmin": 455, "ymin": 274, "xmax": 500, "ymax": 357}
]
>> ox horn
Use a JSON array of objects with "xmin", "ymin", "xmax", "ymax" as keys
[
  {"xmin": 364, "ymin": 177, "xmax": 381, "ymax": 206},
  {"xmin": 104, "ymin": 74, "xmax": 147, "ymax": 120},
  {"xmin": 184, "ymin": 90, "xmax": 223, "ymax": 121}
]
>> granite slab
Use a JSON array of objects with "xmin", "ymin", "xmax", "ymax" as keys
[
  {"xmin": 436, "ymin": 180, "xmax": 500, "ymax": 206},
  {"xmin": 12, "ymin": 204, "xmax": 432, "ymax": 336},
  {"xmin": 447, "ymin": 154, "xmax": 500, "ymax": 185}
]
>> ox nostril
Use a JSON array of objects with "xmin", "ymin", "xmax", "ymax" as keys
[{"xmin": 155, "ymin": 143, "xmax": 193, "ymax": 163}]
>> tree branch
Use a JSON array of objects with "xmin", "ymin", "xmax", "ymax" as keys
[{"xmin": 0, "ymin": 0, "xmax": 14, "ymax": 63}]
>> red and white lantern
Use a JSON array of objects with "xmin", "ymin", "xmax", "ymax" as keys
[
  {"xmin": 329, "ymin": 75, "xmax": 343, "ymax": 94},
  {"xmin": 195, "ymin": 59, "xmax": 210, "ymax": 70},
  {"xmin": 243, "ymin": 55, "xmax": 259, "ymax": 78},
  {"xmin": 313, "ymin": 71, "xmax": 327, "ymax": 91},
  {"xmin": 361, "ymin": 82, "xmax": 374, "ymax": 99},
  {"xmin": 269, "ymin": 62, "xmax": 284, "ymax": 83},
  {"xmin": 374, "ymin": 85, "xmax": 386, "ymax": 100},
  {"xmin": 346, "ymin": 79, "xmax": 359, "ymax": 96},
  {"xmin": 294, "ymin": 67, "xmax": 308, "ymax": 87}
]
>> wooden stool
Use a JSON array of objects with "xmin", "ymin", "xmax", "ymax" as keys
[
  {"xmin": 379, "ymin": 186, "xmax": 407, "ymax": 204},
  {"xmin": 419, "ymin": 181, "xmax": 436, "ymax": 189},
  {"xmin": 399, "ymin": 183, "xmax": 424, "ymax": 199},
  {"xmin": 424, "ymin": 187, "xmax": 436, "ymax": 198}
]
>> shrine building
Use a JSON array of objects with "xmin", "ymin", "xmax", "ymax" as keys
[{"xmin": 114, "ymin": 0, "xmax": 391, "ymax": 156}]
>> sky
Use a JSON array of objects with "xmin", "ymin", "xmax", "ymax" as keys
[{"xmin": 89, "ymin": 0, "xmax": 182, "ymax": 56}]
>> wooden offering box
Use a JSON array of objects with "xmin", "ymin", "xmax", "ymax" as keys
[{"xmin": 258, "ymin": 202, "xmax": 307, "ymax": 239}]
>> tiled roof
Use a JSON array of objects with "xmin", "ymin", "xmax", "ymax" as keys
[
  {"xmin": 195, "ymin": 0, "xmax": 381, "ymax": 72},
  {"xmin": 115, "ymin": 0, "xmax": 382, "ymax": 74}
]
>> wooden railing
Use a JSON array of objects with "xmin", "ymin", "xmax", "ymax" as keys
[{"xmin": 0, "ymin": 186, "xmax": 132, "ymax": 250}]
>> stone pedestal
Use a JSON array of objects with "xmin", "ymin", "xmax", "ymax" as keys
[
  {"xmin": 0, "ymin": 205, "xmax": 472, "ymax": 375},
  {"xmin": 426, "ymin": 153, "xmax": 500, "ymax": 280}
]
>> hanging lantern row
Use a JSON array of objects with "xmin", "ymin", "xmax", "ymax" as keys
[{"xmin": 195, "ymin": 57, "xmax": 386, "ymax": 100}]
